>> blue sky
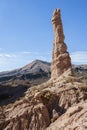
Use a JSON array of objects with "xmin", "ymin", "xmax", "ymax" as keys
[{"xmin": 0, "ymin": 0, "xmax": 87, "ymax": 71}]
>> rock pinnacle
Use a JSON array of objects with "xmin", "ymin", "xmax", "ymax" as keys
[{"xmin": 51, "ymin": 9, "xmax": 73, "ymax": 79}]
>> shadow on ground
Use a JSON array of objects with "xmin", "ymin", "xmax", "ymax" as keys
[{"xmin": 0, "ymin": 84, "xmax": 29, "ymax": 106}]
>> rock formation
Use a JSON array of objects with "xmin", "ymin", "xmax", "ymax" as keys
[
  {"xmin": 46, "ymin": 101, "xmax": 87, "ymax": 130},
  {"xmin": 51, "ymin": 9, "xmax": 73, "ymax": 79},
  {"xmin": 0, "ymin": 8, "xmax": 87, "ymax": 130}
]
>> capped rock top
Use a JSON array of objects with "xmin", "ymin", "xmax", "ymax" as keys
[{"xmin": 52, "ymin": 8, "xmax": 65, "ymax": 43}]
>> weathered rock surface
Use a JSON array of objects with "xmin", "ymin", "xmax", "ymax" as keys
[
  {"xmin": 51, "ymin": 9, "xmax": 73, "ymax": 80},
  {"xmin": 46, "ymin": 101, "xmax": 87, "ymax": 130},
  {"xmin": 0, "ymin": 80, "xmax": 87, "ymax": 130},
  {"xmin": 0, "ymin": 102, "xmax": 50, "ymax": 130}
]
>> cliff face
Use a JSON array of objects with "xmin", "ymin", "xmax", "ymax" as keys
[{"xmin": 51, "ymin": 9, "xmax": 73, "ymax": 80}]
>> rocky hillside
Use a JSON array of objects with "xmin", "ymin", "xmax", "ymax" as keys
[
  {"xmin": 0, "ymin": 60, "xmax": 51, "ymax": 86},
  {"xmin": 0, "ymin": 60, "xmax": 87, "ymax": 108},
  {"xmin": 0, "ymin": 72, "xmax": 87, "ymax": 130},
  {"xmin": 73, "ymin": 65, "xmax": 87, "ymax": 83},
  {"xmin": 0, "ymin": 60, "xmax": 50, "ymax": 78},
  {"xmin": 0, "ymin": 60, "xmax": 51, "ymax": 106}
]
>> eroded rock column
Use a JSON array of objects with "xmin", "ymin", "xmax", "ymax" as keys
[{"xmin": 51, "ymin": 9, "xmax": 73, "ymax": 79}]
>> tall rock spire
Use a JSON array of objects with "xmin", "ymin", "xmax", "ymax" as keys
[{"xmin": 51, "ymin": 9, "xmax": 73, "ymax": 79}]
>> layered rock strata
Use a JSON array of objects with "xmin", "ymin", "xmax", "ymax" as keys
[{"xmin": 51, "ymin": 9, "xmax": 73, "ymax": 79}]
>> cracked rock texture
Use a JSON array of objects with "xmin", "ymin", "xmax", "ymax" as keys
[{"xmin": 51, "ymin": 9, "xmax": 73, "ymax": 80}]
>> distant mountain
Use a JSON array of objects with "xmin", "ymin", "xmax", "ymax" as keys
[
  {"xmin": 0, "ymin": 60, "xmax": 50, "ymax": 77},
  {"xmin": 0, "ymin": 60, "xmax": 87, "ymax": 84},
  {"xmin": 0, "ymin": 60, "xmax": 51, "ymax": 105},
  {"xmin": 0, "ymin": 60, "xmax": 51, "ymax": 85}
]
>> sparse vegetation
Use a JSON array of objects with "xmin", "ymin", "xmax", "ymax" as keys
[{"xmin": 41, "ymin": 90, "xmax": 53, "ymax": 101}]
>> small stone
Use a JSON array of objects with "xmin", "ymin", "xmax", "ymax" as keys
[{"xmin": 52, "ymin": 109, "xmax": 59, "ymax": 122}]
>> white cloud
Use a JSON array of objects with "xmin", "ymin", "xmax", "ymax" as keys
[
  {"xmin": 0, "ymin": 51, "xmax": 51, "ymax": 71},
  {"xmin": 0, "ymin": 51, "xmax": 87, "ymax": 72},
  {"xmin": 22, "ymin": 51, "xmax": 39, "ymax": 55},
  {"xmin": 0, "ymin": 53, "xmax": 16, "ymax": 58},
  {"xmin": 70, "ymin": 51, "xmax": 87, "ymax": 64}
]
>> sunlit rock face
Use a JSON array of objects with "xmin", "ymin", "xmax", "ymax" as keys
[{"xmin": 51, "ymin": 9, "xmax": 73, "ymax": 80}]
